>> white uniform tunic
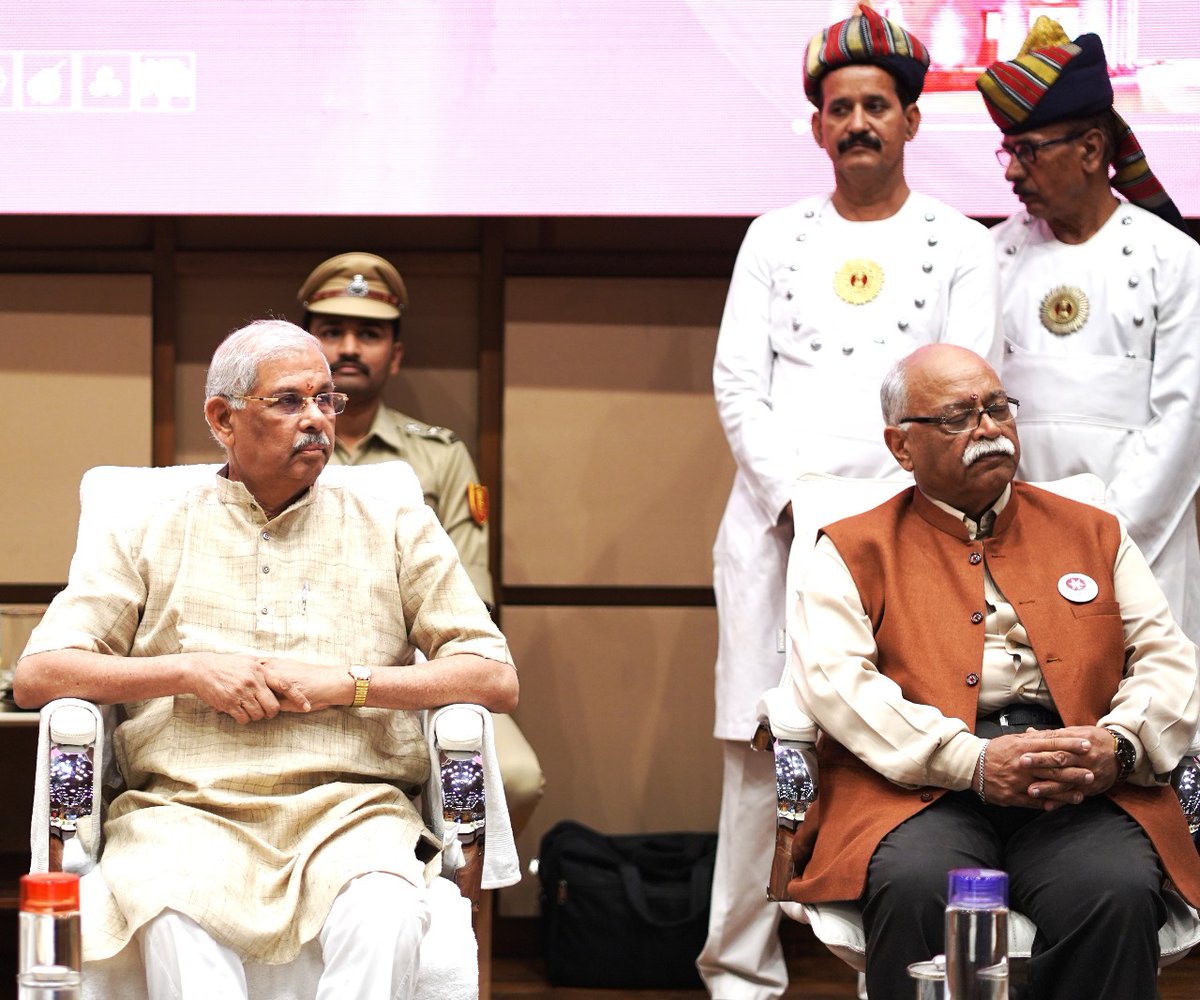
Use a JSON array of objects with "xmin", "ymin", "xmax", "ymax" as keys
[
  {"xmin": 994, "ymin": 204, "xmax": 1200, "ymax": 640},
  {"xmin": 712, "ymin": 191, "xmax": 1000, "ymax": 739}
]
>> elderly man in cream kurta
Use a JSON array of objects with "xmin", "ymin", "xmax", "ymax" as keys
[{"xmin": 15, "ymin": 319, "xmax": 518, "ymax": 1000}]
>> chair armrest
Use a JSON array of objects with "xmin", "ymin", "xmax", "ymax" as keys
[
  {"xmin": 42, "ymin": 700, "xmax": 102, "ymax": 874},
  {"xmin": 1173, "ymin": 752, "xmax": 1200, "ymax": 840},
  {"xmin": 435, "ymin": 706, "xmax": 487, "ymax": 907},
  {"xmin": 753, "ymin": 726, "xmax": 819, "ymax": 902}
]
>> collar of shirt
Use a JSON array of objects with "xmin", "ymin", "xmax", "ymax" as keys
[
  {"xmin": 925, "ymin": 483, "xmax": 1012, "ymax": 540},
  {"xmin": 214, "ymin": 466, "xmax": 318, "ymax": 521}
]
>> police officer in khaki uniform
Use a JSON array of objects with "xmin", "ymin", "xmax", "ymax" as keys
[{"xmin": 298, "ymin": 252, "xmax": 545, "ymax": 832}]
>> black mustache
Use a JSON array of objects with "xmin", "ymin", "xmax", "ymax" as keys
[
  {"xmin": 838, "ymin": 132, "xmax": 882, "ymax": 154},
  {"xmin": 333, "ymin": 358, "xmax": 368, "ymax": 374}
]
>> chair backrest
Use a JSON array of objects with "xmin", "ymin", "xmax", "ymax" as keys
[
  {"xmin": 779, "ymin": 472, "xmax": 1109, "ymax": 717},
  {"xmin": 785, "ymin": 471, "xmax": 1108, "ymax": 616},
  {"xmin": 76, "ymin": 461, "xmax": 425, "ymax": 536}
]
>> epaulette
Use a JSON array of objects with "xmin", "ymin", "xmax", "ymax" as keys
[{"xmin": 403, "ymin": 421, "xmax": 459, "ymax": 444}]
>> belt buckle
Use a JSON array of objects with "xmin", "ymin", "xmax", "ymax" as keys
[{"xmin": 997, "ymin": 711, "xmax": 1012, "ymax": 727}]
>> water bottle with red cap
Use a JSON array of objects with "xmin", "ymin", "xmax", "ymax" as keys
[{"xmin": 18, "ymin": 872, "xmax": 81, "ymax": 999}]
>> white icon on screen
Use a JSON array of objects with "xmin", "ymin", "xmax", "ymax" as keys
[
  {"xmin": 27, "ymin": 61, "xmax": 66, "ymax": 105},
  {"xmin": 135, "ymin": 55, "xmax": 195, "ymax": 110},
  {"xmin": 88, "ymin": 65, "xmax": 123, "ymax": 99}
]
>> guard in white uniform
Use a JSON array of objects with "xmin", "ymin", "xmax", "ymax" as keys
[
  {"xmin": 978, "ymin": 17, "xmax": 1200, "ymax": 639},
  {"xmin": 703, "ymin": 6, "xmax": 1000, "ymax": 997}
]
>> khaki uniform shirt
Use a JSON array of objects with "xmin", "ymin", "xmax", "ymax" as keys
[
  {"xmin": 25, "ymin": 471, "xmax": 511, "ymax": 963},
  {"xmin": 328, "ymin": 405, "xmax": 493, "ymax": 604}
]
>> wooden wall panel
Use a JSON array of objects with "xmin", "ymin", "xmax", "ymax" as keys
[
  {"xmin": 500, "ymin": 604, "xmax": 722, "ymax": 916},
  {"xmin": 502, "ymin": 277, "xmax": 734, "ymax": 588},
  {"xmin": 1, "ymin": 275, "xmax": 152, "ymax": 585}
]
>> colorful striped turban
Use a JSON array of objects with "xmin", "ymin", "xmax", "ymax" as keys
[
  {"xmin": 977, "ymin": 16, "xmax": 1186, "ymax": 234},
  {"xmin": 804, "ymin": 3, "xmax": 930, "ymax": 108}
]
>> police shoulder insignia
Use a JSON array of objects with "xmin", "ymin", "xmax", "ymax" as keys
[
  {"xmin": 467, "ymin": 483, "xmax": 489, "ymax": 526},
  {"xmin": 403, "ymin": 421, "xmax": 458, "ymax": 444}
]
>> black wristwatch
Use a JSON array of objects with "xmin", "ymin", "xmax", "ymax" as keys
[{"xmin": 1106, "ymin": 728, "xmax": 1136, "ymax": 783}]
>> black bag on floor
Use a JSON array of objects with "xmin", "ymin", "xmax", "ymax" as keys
[{"xmin": 536, "ymin": 819, "xmax": 717, "ymax": 989}]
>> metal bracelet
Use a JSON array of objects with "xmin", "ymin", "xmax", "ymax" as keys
[{"xmin": 975, "ymin": 740, "xmax": 990, "ymax": 803}]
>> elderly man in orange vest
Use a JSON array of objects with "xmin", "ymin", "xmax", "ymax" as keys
[{"xmin": 789, "ymin": 344, "xmax": 1200, "ymax": 999}]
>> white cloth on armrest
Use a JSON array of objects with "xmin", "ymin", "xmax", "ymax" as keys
[{"xmin": 426, "ymin": 704, "xmax": 520, "ymax": 890}]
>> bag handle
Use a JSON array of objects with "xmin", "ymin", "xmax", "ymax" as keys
[{"xmin": 616, "ymin": 856, "xmax": 712, "ymax": 928}]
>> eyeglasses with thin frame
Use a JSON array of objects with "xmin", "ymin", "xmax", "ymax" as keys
[
  {"xmin": 899, "ymin": 397, "xmax": 1020, "ymax": 435},
  {"xmin": 994, "ymin": 130, "xmax": 1088, "ymax": 168},
  {"xmin": 233, "ymin": 391, "xmax": 349, "ymax": 415}
]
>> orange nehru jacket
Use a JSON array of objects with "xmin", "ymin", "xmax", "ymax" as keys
[{"xmin": 789, "ymin": 483, "xmax": 1200, "ymax": 908}]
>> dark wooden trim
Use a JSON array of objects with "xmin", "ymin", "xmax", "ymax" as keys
[
  {"xmin": 0, "ymin": 585, "xmax": 63, "ymax": 604},
  {"xmin": 502, "ymin": 251, "xmax": 737, "ymax": 279},
  {"xmin": 151, "ymin": 219, "xmax": 178, "ymax": 466},
  {"xmin": 501, "ymin": 586, "xmax": 714, "ymax": 608},
  {"xmin": 479, "ymin": 220, "xmax": 506, "ymax": 619}
]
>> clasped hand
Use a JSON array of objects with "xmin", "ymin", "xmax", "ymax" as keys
[
  {"xmin": 189, "ymin": 654, "xmax": 348, "ymax": 724},
  {"xmin": 981, "ymin": 725, "xmax": 1119, "ymax": 810}
]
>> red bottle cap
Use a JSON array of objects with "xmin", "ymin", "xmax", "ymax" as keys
[{"xmin": 19, "ymin": 872, "xmax": 80, "ymax": 914}]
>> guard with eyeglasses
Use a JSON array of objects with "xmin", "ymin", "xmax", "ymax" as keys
[{"xmin": 976, "ymin": 16, "xmax": 1200, "ymax": 641}]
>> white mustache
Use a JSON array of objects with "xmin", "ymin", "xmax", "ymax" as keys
[
  {"xmin": 962, "ymin": 436, "xmax": 1015, "ymax": 468},
  {"xmin": 293, "ymin": 432, "xmax": 330, "ymax": 453}
]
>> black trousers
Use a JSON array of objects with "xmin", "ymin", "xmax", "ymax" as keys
[{"xmin": 862, "ymin": 792, "xmax": 1167, "ymax": 1000}]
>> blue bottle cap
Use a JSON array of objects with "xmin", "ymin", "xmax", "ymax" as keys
[{"xmin": 947, "ymin": 868, "xmax": 1007, "ymax": 908}]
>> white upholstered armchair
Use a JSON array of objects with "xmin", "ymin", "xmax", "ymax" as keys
[
  {"xmin": 24, "ymin": 462, "xmax": 521, "ymax": 1000},
  {"xmin": 31, "ymin": 698, "xmax": 512, "ymax": 1000},
  {"xmin": 755, "ymin": 472, "xmax": 1200, "ymax": 993}
]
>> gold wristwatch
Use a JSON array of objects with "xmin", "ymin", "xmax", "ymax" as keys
[
  {"xmin": 348, "ymin": 664, "xmax": 372, "ymax": 708},
  {"xmin": 1106, "ymin": 728, "xmax": 1135, "ymax": 783}
]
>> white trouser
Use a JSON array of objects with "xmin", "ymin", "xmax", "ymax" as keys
[
  {"xmin": 697, "ymin": 740, "xmax": 787, "ymax": 1000},
  {"xmin": 139, "ymin": 872, "xmax": 431, "ymax": 1000}
]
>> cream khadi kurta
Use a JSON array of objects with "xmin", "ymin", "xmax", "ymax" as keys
[{"xmin": 25, "ymin": 469, "xmax": 511, "ymax": 964}]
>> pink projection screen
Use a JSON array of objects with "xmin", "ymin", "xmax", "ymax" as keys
[{"xmin": 2, "ymin": 1, "xmax": 1197, "ymax": 217}]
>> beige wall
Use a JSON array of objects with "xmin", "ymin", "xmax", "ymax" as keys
[
  {"xmin": 500, "ymin": 276, "xmax": 734, "ymax": 915},
  {"xmin": 503, "ymin": 277, "xmax": 733, "ymax": 586},
  {"xmin": 502, "ymin": 605, "xmax": 723, "ymax": 915},
  {"xmin": 1, "ymin": 275, "xmax": 152, "ymax": 584}
]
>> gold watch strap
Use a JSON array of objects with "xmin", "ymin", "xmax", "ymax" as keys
[{"xmin": 350, "ymin": 672, "xmax": 369, "ymax": 708}]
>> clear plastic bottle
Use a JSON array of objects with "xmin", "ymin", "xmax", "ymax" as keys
[
  {"xmin": 945, "ymin": 868, "xmax": 1007, "ymax": 1000},
  {"xmin": 18, "ymin": 872, "xmax": 81, "ymax": 1000}
]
